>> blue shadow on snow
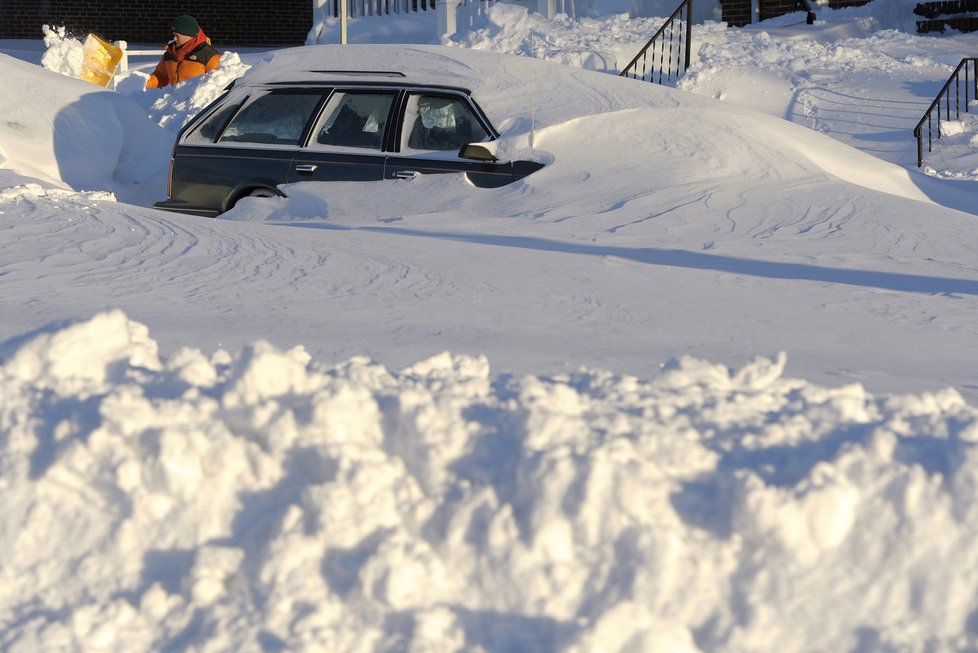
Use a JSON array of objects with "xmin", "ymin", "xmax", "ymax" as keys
[{"xmin": 278, "ymin": 223, "xmax": 978, "ymax": 296}]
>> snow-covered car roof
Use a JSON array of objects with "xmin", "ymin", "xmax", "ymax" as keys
[{"xmin": 233, "ymin": 44, "xmax": 712, "ymax": 136}]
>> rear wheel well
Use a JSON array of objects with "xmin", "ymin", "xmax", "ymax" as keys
[{"xmin": 224, "ymin": 185, "xmax": 284, "ymax": 212}]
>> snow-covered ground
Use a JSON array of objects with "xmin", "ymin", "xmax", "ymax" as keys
[{"xmin": 2, "ymin": 2, "xmax": 978, "ymax": 651}]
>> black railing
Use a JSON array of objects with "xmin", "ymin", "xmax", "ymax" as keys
[
  {"xmin": 619, "ymin": 0, "xmax": 692, "ymax": 85},
  {"xmin": 914, "ymin": 57, "xmax": 978, "ymax": 167}
]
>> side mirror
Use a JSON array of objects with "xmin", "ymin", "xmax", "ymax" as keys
[{"xmin": 459, "ymin": 143, "xmax": 498, "ymax": 162}]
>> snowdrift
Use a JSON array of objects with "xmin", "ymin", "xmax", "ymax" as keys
[{"xmin": 0, "ymin": 52, "xmax": 171, "ymax": 202}]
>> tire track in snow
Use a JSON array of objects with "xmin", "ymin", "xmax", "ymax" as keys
[{"xmin": 0, "ymin": 191, "xmax": 491, "ymax": 343}]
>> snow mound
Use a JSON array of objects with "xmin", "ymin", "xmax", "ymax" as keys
[
  {"xmin": 445, "ymin": 4, "xmax": 661, "ymax": 73},
  {"xmin": 37, "ymin": 26, "xmax": 252, "ymax": 134},
  {"xmin": 39, "ymin": 25, "xmax": 84, "ymax": 78},
  {"xmin": 3, "ymin": 311, "xmax": 978, "ymax": 652},
  {"xmin": 0, "ymin": 50, "xmax": 172, "ymax": 200},
  {"xmin": 0, "ymin": 182, "xmax": 115, "ymax": 204},
  {"xmin": 128, "ymin": 51, "xmax": 251, "ymax": 132}
]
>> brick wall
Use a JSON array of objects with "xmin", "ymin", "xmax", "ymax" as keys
[
  {"xmin": 914, "ymin": 0, "xmax": 978, "ymax": 18},
  {"xmin": 0, "ymin": 0, "xmax": 312, "ymax": 46},
  {"xmin": 720, "ymin": 0, "xmax": 752, "ymax": 26},
  {"xmin": 720, "ymin": 0, "xmax": 872, "ymax": 26},
  {"xmin": 759, "ymin": 0, "xmax": 804, "ymax": 21},
  {"xmin": 915, "ymin": 0, "xmax": 978, "ymax": 32}
]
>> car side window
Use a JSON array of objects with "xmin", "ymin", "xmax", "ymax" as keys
[
  {"xmin": 183, "ymin": 98, "xmax": 243, "ymax": 144},
  {"xmin": 219, "ymin": 92, "xmax": 324, "ymax": 146},
  {"xmin": 401, "ymin": 94, "xmax": 490, "ymax": 153},
  {"xmin": 313, "ymin": 92, "xmax": 397, "ymax": 150}
]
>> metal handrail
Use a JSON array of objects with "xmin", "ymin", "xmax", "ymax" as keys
[
  {"xmin": 913, "ymin": 57, "xmax": 978, "ymax": 167},
  {"xmin": 619, "ymin": 0, "xmax": 692, "ymax": 85}
]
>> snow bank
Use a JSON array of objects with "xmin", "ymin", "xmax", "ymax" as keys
[
  {"xmin": 122, "ymin": 51, "xmax": 251, "ymax": 133},
  {"xmin": 3, "ymin": 311, "xmax": 978, "ymax": 652},
  {"xmin": 677, "ymin": 21, "xmax": 958, "ymax": 117},
  {"xmin": 38, "ymin": 25, "xmax": 252, "ymax": 134},
  {"xmin": 445, "ymin": 4, "xmax": 662, "ymax": 73},
  {"xmin": 7, "ymin": 30, "xmax": 248, "ymax": 204},
  {"xmin": 0, "ymin": 46, "xmax": 172, "ymax": 202}
]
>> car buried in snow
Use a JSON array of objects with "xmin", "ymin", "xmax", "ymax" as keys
[{"xmin": 153, "ymin": 47, "xmax": 546, "ymax": 217}]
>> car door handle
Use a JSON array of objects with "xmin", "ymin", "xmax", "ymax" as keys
[
  {"xmin": 295, "ymin": 164, "xmax": 318, "ymax": 174},
  {"xmin": 393, "ymin": 170, "xmax": 420, "ymax": 180}
]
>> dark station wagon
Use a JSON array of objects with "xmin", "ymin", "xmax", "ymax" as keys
[{"xmin": 154, "ymin": 70, "xmax": 545, "ymax": 216}]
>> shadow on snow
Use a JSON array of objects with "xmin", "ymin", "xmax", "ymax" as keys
[{"xmin": 278, "ymin": 222, "xmax": 978, "ymax": 296}]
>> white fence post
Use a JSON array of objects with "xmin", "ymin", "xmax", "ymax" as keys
[
  {"xmin": 437, "ymin": 0, "xmax": 462, "ymax": 36},
  {"xmin": 116, "ymin": 40, "xmax": 129, "ymax": 73},
  {"xmin": 536, "ymin": 0, "xmax": 556, "ymax": 19}
]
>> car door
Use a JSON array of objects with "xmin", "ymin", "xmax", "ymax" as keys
[
  {"xmin": 288, "ymin": 90, "xmax": 398, "ymax": 185},
  {"xmin": 383, "ymin": 92, "xmax": 515, "ymax": 188},
  {"xmin": 169, "ymin": 89, "xmax": 327, "ymax": 214}
]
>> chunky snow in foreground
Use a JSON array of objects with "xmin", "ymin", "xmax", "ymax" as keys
[{"xmin": 4, "ymin": 310, "xmax": 978, "ymax": 652}]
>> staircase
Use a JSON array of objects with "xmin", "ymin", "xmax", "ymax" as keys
[
  {"xmin": 618, "ymin": 0, "xmax": 978, "ymax": 88},
  {"xmin": 913, "ymin": 58, "xmax": 978, "ymax": 167},
  {"xmin": 915, "ymin": 0, "xmax": 978, "ymax": 33},
  {"xmin": 619, "ymin": 0, "xmax": 693, "ymax": 85}
]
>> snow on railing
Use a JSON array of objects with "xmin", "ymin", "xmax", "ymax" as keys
[{"xmin": 914, "ymin": 57, "xmax": 978, "ymax": 167}]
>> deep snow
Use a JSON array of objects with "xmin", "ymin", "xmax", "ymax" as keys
[{"xmin": 2, "ymin": 1, "xmax": 978, "ymax": 651}]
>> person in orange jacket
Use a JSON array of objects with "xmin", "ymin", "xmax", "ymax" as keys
[{"xmin": 145, "ymin": 15, "xmax": 220, "ymax": 89}]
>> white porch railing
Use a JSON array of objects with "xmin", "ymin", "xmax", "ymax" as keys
[
  {"xmin": 319, "ymin": 0, "xmax": 436, "ymax": 18},
  {"xmin": 314, "ymin": 0, "xmax": 558, "ymax": 39},
  {"xmin": 116, "ymin": 42, "xmax": 163, "ymax": 74}
]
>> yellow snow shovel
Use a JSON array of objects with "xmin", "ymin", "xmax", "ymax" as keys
[{"xmin": 79, "ymin": 34, "xmax": 123, "ymax": 87}]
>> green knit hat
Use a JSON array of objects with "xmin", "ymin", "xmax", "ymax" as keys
[{"xmin": 171, "ymin": 15, "xmax": 200, "ymax": 37}]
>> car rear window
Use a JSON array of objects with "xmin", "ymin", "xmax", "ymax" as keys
[{"xmin": 219, "ymin": 92, "xmax": 325, "ymax": 146}]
